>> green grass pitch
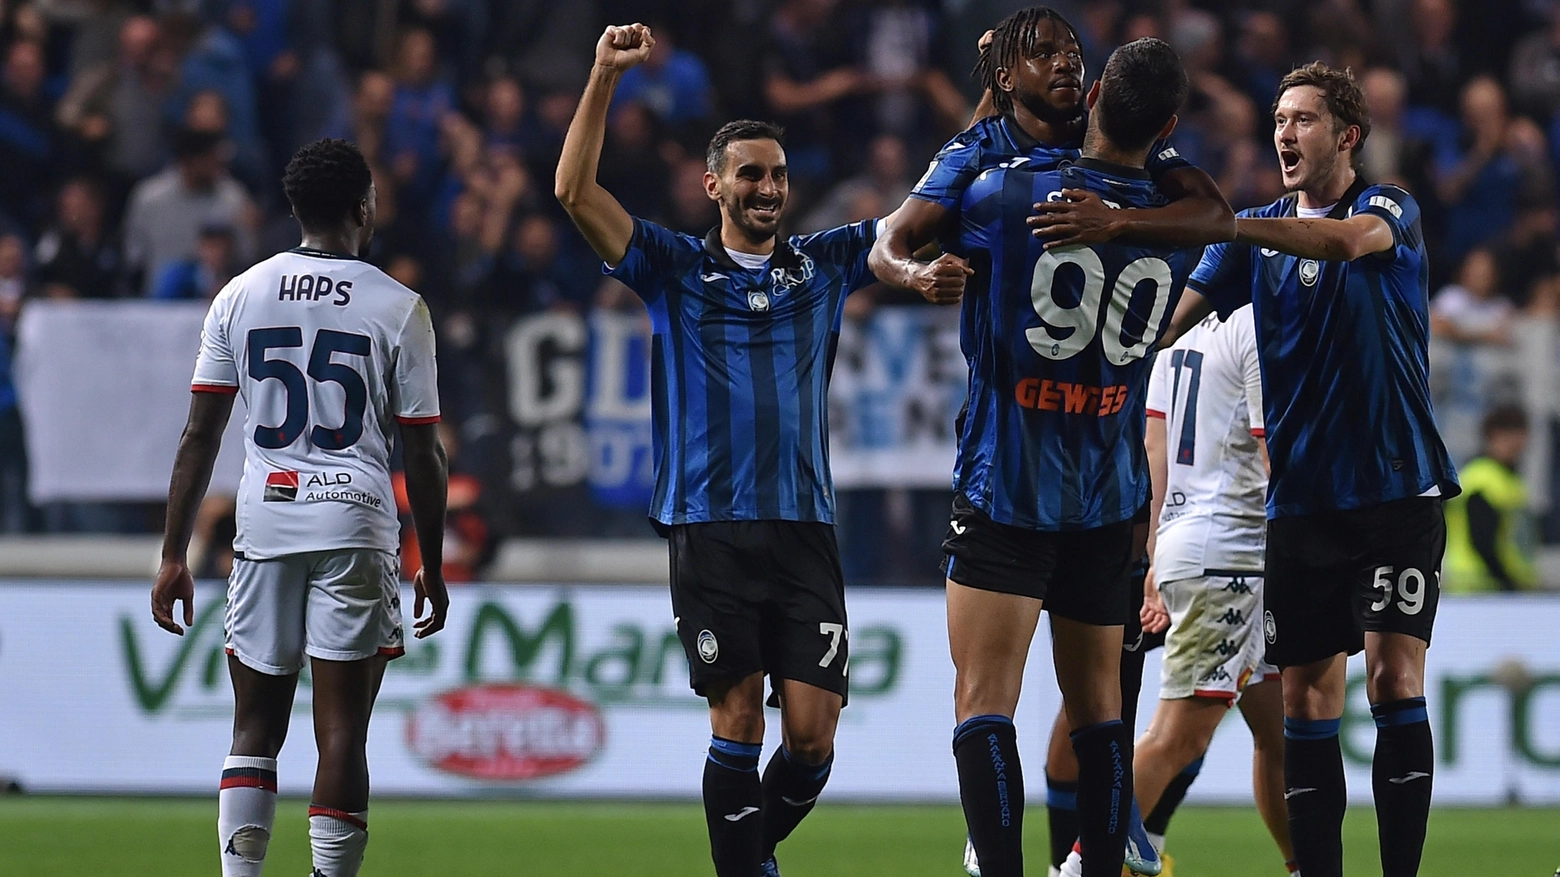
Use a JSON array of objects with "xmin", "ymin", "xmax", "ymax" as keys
[{"xmin": 1, "ymin": 797, "xmax": 1555, "ymax": 876}]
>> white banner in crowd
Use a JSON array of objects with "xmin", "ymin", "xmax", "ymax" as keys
[
  {"xmin": 2, "ymin": 582, "xmax": 1558, "ymax": 804},
  {"xmin": 14, "ymin": 301, "xmax": 245, "ymax": 502}
]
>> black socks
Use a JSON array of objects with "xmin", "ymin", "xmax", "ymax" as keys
[
  {"xmin": 953, "ymin": 715, "xmax": 1024, "ymax": 877},
  {"xmin": 704, "ymin": 737, "xmax": 763, "ymax": 877},
  {"xmin": 1283, "ymin": 717, "xmax": 1346, "ymax": 877},
  {"xmin": 760, "ymin": 746, "xmax": 833, "ymax": 860},
  {"xmin": 1070, "ymin": 719, "xmax": 1132, "ymax": 877},
  {"xmin": 1045, "ymin": 771, "xmax": 1080, "ymax": 869},
  {"xmin": 1372, "ymin": 697, "xmax": 1433, "ymax": 877}
]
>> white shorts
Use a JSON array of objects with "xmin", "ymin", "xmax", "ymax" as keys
[
  {"xmin": 1158, "ymin": 571, "xmax": 1278, "ymax": 704},
  {"xmin": 224, "ymin": 549, "xmax": 405, "ymax": 675}
]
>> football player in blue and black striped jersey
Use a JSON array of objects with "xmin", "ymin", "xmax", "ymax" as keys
[
  {"xmin": 1171, "ymin": 63, "xmax": 1459, "ymax": 877},
  {"xmin": 924, "ymin": 38, "xmax": 1196, "ymax": 877},
  {"xmin": 557, "ymin": 23, "xmax": 882, "ymax": 877}
]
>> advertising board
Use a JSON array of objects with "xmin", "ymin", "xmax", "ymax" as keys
[{"xmin": 1, "ymin": 583, "xmax": 1557, "ymax": 804}]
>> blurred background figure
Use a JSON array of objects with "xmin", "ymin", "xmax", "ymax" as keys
[{"xmin": 1444, "ymin": 405, "xmax": 1538, "ymax": 592}]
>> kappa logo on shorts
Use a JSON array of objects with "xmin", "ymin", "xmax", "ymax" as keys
[
  {"xmin": 1216, "ymin": 607, "xmax": 1246, "ymax": 625},
  {"xmin": 1264, "ymin": 610, "xmax": 1277, "ymax": 644},
  {"xmin": 1223, "ymin": 577, "xmax": 1255, "ymax": 594},
  {"xmin": 263, "ymin": 470, "xmax": 299, "ymax": 502},
  {"xmin": 697, "ymin": 630, "xmax": 719, "ymax": 664},
  {"xmin": 1213, "ymin": 638, "xmax": 1239, "ymax": 657}
]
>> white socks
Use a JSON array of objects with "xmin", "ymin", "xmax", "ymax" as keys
[
  {"xmin": 218, "ymin": 756, "xmax": 278, "ymax": 877},
  {"xmin": 308, "ymin": 805, "xmax": 369, "ymax": 877}
]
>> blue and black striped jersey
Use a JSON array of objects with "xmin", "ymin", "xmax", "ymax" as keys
[
  {"xmin": 606, "ymin": 218, "xmax": 879, "ymax": 526},
  {"xmin": 954, "ymin": 157, "xmax": 1196, "ymax": 530},
  {"xmin": 1191, "ymin": 182, "xmax": 1460, "ymax": 518},
  {"xmin": 911, "ymin": 113, "xmax": 1191, "ymax": 214}
]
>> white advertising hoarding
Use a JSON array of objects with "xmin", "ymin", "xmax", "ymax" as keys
[{"xmin": 1, "ymin": 582, "xmax": 1558, "ymax": 804}]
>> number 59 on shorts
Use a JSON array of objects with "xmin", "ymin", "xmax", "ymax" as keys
[{"xmin": 1369, "ymin": 565, "xmax": 1430, "ymax": 615}]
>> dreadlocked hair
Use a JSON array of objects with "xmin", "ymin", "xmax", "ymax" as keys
[
  {"xmin": 974, "ymin": 6, "xmax": 1082, "ymax": 117},
  {"xmin": 282, "ymin": 138, "xmax": 373, "ymax": 230}
]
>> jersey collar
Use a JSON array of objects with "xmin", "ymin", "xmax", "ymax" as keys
[
  {"xmin": 289, "ymin": 246, "xmax": 366, "ymax": 262},
  {"xmin": 701, "ymin": 227, "xmax": 803, "ymax": 272},
  {"xmin": 1279, "ymin": 175, "xmax": 1372, "ymax": 219},
  {"xmin": 1072, "ymin": 156, "xmax": 1151, "ymax": 180}
]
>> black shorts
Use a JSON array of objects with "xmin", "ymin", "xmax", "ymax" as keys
[
  {"xmin": 667, "ymin": 520, "xmax": 849, "ymax": 703},
  {"xmin": 942, "ymin": 493, "xmax": 1136, "ymax": 626},
  {"xmin": 1264, "ymin": 497, "xmax": 1444, "ymax": 667}
]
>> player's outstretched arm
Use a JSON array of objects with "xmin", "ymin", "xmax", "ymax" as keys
[
  {"xmin": 1028, "ymin": 166, "xmax": 1236, "ymax": 249},
  {"xmin": 400, "ymin": 422, "xmax": 450, "ymax": 638},
  {"xmin": 153, "ymin": 391, "xmax": 235, "ymax": 635},
  {"xmin": 867, "ymin": 199, "xmax": 972, "ymax": 304},
  {"xmin": 554, "ymin": 24, "xmax": 654, "ymax": 268},
  {"xmin": 1233, "ymin": 214, "xmax": 1394, "ymax": 262}
]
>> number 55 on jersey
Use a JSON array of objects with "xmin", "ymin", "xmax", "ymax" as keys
[{"xmin": 191, "ymin": 248, "xmax": 440, "ymax": 559}]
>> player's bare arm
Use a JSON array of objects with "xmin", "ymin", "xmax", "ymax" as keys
[
  {"xmin": 866, "ymin": 198, "xmax": 972, "ymax": 304},
  {"xmin": 400, "ymin": 422, "xmax": 450, "ymax": 638},
  {"xmin": 1028, "ymin": 165, "xmax": 1236, "ymax": 249},
  {"xmin": 152, "ymin": 390, "xmax": 236, "ymax": 635},
  {"xmin": 1141, "ymin": 414, "xmax": 1170, "ymax": 635},
  {"xmin": 1234, "ymin": 213, "xmax": 1395, "ymax": 262},
  {"xmin": 1160, "ymin": 287, "xmax": 1215, "ymax": 349},
  {"xmin": 554, "ymin": 23, "xmax": 654, "ymax": 267}
]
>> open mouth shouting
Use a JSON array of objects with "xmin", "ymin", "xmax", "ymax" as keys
[{"xmin": 1279, "ymin": 147, "xmax": 1302, "ymax": 176}]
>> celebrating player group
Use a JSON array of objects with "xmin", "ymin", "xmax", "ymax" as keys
[{"xmin": 154, "ymin": 6, "xmax": 1456, "ymax": 877}]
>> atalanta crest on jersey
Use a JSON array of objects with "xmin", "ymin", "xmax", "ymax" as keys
[
  {"xmin": 747, "ymin": 291, "xmax": 770, "ymax": 311},
  {"xmin": 263, "ymin": 470, "xmax": 299, "ymax": 502},
  {"xmin": 1299, "ymin": 259, "xmax": 1320, "ymax": 286}
]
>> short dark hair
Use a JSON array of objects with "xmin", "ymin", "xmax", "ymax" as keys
[
  {"xmin": 1483, "ymin": 403, "xmax": 1530, "ymax": 436},
  {"xmin": 706, "ymin": 120, "xmax": 785, "ymax": 174},
  {"xmin": 1274, "ymin": 62, "xmax": 1371, "ymax": 167},
  {"xmin": 282, "ymin": 138, "xmax": 373, "ymax": 230},
  {"xmin": 1095, "ymin": 38, "xmax": 1188, "ymax": 152},
  {"xmin": 976, "ymin": 7, "xmax": 1083, "ymax": 118}
]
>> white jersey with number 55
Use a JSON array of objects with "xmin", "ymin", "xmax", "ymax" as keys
[
  {"xmin": 1145, "ymin": 304, "xmax": 1265, "ymax": 581},
  {"xmin": 191, "ymin": 247, "xmax": 439, "ymax": 560}
]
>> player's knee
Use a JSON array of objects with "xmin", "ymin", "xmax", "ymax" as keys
[
  {"xmin": 709, "ymin": 699, "xmax": 764, "ymax": 742},
  {"xmin": 1367, "ymin": 662, "xmax": 1423, "ymax": 703},
  {"xmin": 231, "ymin": 727, "xmax": 286, "ymax": 759},
  {"xmin": 785, "ymin": 733, "xmax": 835, "ymax": 765},
  {"xmin": 225, "ymin": 824, "xmax": 271, "ymax": 862}
]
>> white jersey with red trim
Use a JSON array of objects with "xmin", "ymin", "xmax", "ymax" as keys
[
  {"xmin": 191, "ymin": 247, "xmax": 439, "ymax": 560},
  {"xmin": 1145, "ymin": 304, "xmax": 1265, "ymax": 581}
]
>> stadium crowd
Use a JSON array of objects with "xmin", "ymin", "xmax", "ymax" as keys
[{"xmin": 0, "ymin": 0, "xmax": 1553, "ymax": 583}]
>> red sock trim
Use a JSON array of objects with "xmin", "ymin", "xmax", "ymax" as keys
[{"xmin": 308, "ymin": 806, "xmax": 367, "ymax": 831}]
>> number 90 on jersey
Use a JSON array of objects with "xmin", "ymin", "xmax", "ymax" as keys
[{"xmin": 1026, "ymin": 248, "xmax": 1175, "ymax": 365}]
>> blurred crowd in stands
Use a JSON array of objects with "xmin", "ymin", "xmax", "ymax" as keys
[{"xmin": 0, "ymin": 0, "xmax": 1554, "ymax": 585}]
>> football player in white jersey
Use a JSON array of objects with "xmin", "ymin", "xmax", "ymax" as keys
[
  {"xmin": 1132, "ymin": 304, "xmax": 1296, "ymax": 874},
  {"xmin": 152, "ymin": 138, "xmax": 450, "ymax": 877}
]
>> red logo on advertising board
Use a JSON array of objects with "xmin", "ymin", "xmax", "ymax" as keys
[{"xmin": 406, "ymin": 684, "xmax": 606, "ymax": 781}]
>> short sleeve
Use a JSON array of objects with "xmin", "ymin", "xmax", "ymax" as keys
[
  {"xmin": 1188, "ymin": 222, "xmax": 1255, "ymax": 319},
  {"xmin": 909, "ymin": 134, "xmax": 983, "ymax": 210},
  {"xmin": 791, "ymin": 218, "xmax": 880, "ymax": 292},
  {"xmin": 1233, "ymin": 306, "xmax": 1264, "ymax": 435},
  {"xmin": 392, "ymin": 297, "xmax": 441, "ymax": 425},
  {"xmin": 1145, "ymin": 137, "xmax": 1192, "ymax": 180},
  {"xmin": 604, "ymin": 217, "xmax": 699, "ymax": 303},
  {"xmin": 1354, "ymin": 185, "xmax": 1419, "ymax": 257},
  {"xmin": 1144, "ymin": 347, "xmax": 1171, "ymax": 420},
  {"xmin": 191, "ymin": 282, "xmax": 240, "ymax": 393}
]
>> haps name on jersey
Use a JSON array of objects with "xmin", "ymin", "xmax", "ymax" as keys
[
  {"xmin": 263, "ymin": 469, "xmax": 383, "ymax": 508},
  {"xmin": 278, "ymin": 273, "xmax": 353, "ymax": 306}
]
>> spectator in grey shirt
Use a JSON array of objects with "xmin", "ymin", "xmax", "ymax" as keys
[{"xmin": 123, "ymin": 128, "xmax": 255, "ymax": 294}]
